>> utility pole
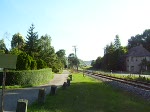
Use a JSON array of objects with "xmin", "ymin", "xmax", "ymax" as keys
[
  {"xmin": 72, "ymin": 46, "xmax": 78, "ymax": 71},
  {"xmin": 72, "ymin": 46, "xmax": 77, "ymax": 57}
]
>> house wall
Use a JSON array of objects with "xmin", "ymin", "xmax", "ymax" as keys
[{"xmin": 126, "ymin": 56, "xmax": 150, "ymax": 73}]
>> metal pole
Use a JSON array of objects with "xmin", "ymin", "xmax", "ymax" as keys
[
  {"xmin": 1, "ymin": 68, "xmax": 6, "ymax": 112},
  {"xmin": 72, "ymin": 46, "xmax": 78, "ymax": 71}
]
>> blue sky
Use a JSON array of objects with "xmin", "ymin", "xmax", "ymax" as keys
[{"xmin": 1, "ymin": 0, "xmax": 150, "ymax": 61}]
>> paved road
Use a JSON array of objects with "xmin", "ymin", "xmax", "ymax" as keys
[{"xmin": 0, "ymin": 70, "xmax": 69, "ymax": 112}]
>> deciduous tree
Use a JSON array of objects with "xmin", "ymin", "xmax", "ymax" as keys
[
  {"xmin": 11, "ymin": 33, "xmax": 25, "ymax": 50},
  {"xmin": 0, "ymin": 39, "xmax": 8, "ymax": 53},
  {"xmin": 56, "ymin": 49, "xmax": 66, "ymax": 67}
]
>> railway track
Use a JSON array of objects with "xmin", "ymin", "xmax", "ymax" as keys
[{"xmin": 83, "ymin": 70, "xmax": 150, "ymax": 91}]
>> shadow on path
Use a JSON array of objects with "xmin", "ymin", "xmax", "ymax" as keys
[{"xmin": 0, "ymin": 70, "xmax": 69, "ymax": 112}]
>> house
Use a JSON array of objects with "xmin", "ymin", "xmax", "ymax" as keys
[{"xmin": 126, "ymin": 45, "xmax": 150, "ymax": 73}]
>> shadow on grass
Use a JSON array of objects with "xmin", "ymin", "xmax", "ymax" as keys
[{"xmin": 28, "ymin": 81, "xmax": 150, "ymax": 112}]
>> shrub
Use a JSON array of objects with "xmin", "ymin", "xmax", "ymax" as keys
[
  {"xmin": 36, "ymin": 59, "xmax": 47, "ymax": 69},
  {"xmin": 51, "ymin": 59, "xmax": 63, "ymax": 73},
  {"xmin": 16, "ymin": 52, "xmax": 32, "ymax": 70},
  {"xmin": 0, "ymin": 68, "xmax": 52, "ymax": 86},
  {"xmin": 31, "ymin": 59, "xmax": 37, "ymax": 70}
]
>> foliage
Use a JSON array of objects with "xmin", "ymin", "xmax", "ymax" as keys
[
  {"xmin": 0, "ymin": 68, "xmax": 52, "ymax": 86},
  {"xmin": 92, "ymin": 35, "xmax": 127, "ymax": 71},
  {"xmin": 36, "ymin": 59, "xmax": 47, "ymax": 69},
  {"xmin": 0, "ymin": 39, "xmax": 8, "ymax": 53},
  {"xmin": 1, "ymin": 24, "xmax": 68, "ymax": 72},
  {"xmin": 28, "ymin": 73, "xmax": 150, "ymax": 112},
  {"xmin": 11, "ymin": 33, "xmax": 25, "ymax": 50},
  {"xmin": 30, "ymin": 59, "xmax": 37, "ymax": 70},
  {"xmin": 38, "ymin": 34, "xmax": 58, "ymax": 70},
  {"xmin": 114, "ymin": 35, "xmax": 121, "ymax": 50},
  {"xmin": 68, "ymin": 53, "xmax": 79, "ymax": 70},
  {"xmin": 91, "ymin": 57, "xmax": 102, "ymax": 69},
  {"xmin": 10, "ymin": 48, "xmax": 23, "ymax": 55},
  {"xmin": 25, "ymin": 24, "xmax": 39, "ymax": 57},
  {"xmin": 128, "ymin": 29, "xmax": 150, "ymax": 51},
  {"xmin": 51, "ymin": 57, "xmax": 63, "ymax": 73},
  {"xmin": 0, "ymin": 50, "xmax": 5, "ymax": 53},
  {"xmin": 78, "ymin": 59, "xmax": 88, "ymax": 69},
  {"xmin": 16, "ymin": 52, "xmax": 32, "ymax": 70},
  {"xmin": 56, "ymin": 49, "xmax": 66, "ymax": 68}
]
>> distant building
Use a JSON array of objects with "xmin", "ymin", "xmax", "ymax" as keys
[{"xmin": 126, "ymin": 45, "xmax": 150, "ymax": 73}]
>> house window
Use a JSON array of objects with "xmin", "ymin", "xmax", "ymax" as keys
[
  {"xmin": 131, "ymin": 66, "xmax": 134, "ymax": 72},
  {"xmin": 136, "ymin": 58, "xmax": 137, "ymax": 61},
  {"xmin": 131, "ymin": 57, "xmax": 134, "ymax": 62}
]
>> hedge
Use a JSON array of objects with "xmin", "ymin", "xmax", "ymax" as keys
[{"xmin": 0, "ymin": 68, "xmax": 52, "ymax": 86}]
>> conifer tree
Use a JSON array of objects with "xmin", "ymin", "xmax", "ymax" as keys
[{"xmin": 25, "ymin": 24, "xmax": 38, "ymax": 57}]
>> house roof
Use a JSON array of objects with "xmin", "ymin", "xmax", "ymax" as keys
[{"xmin": 126, "ymin": 45, "xmax": 150, "ymax": 57}]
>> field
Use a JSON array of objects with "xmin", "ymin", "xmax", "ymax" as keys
[{"xmin": 28, "ymin": 73, "xmax": 150, "ymax": 112}]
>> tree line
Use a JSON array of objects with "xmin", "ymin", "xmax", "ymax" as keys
[
  {"xmin": 91, "ymin": 35, "xmax": 127, "ymax": 71},
  {"xmin": 91, "ymin": 29, "xmax": 150, "ymax": 72},
  {"xmin": 0, "ymin": 24, "xmax": 66, "ymax": 72}
]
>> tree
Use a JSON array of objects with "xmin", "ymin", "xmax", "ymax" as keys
[
  {"xmin": 25, "ymin": 24, "xmax": 39, "ymax": 57},
  {"xmin": 52, "ymin": 57, "xmax": 63, "ymax": 73},
  {"xmin": 11, "ymin": 33, "xmax": 25, "ymax": 50},
  {"xmin": 97, "ymin": 35, "xmax": 127, "ymax": 71},
  {"xmin": 38, "ymin": 34, "xmax": 57, "ymax": 68},
  {"xmin": 56, "ymin": 49, "xmax": 66, "ymax": 68},
  {"xmin": 0, "ymin": 39, "xmax": 8, "ymax": 53},
  {"xmin": 91, "ymin": 60, "xmax": 95, "ymax": 67},
  {"xmin": 104, "ymin": 42, "xmax": 115, "ymax": 54},
  {"xmin": 91, "ymin": 57, "xmax": 102, "ymax": 69},
  {"xmin": 10, "ymin": 48, "xmax": 23, "ymax": 55},
  {"xmin": 142, "ymin": 29, "xmax": 150, "ymax": 51},
  {"xmin": 38, "ymin": 34, "xmax": 52, "ymax": 52},
  {"xmin": 114, "ymin": 35, "xmax": 121, "ymax": 50},
  {"xmin": 128, "ymin": 34, "xmax": 143, "ymax": 49},
  {"xmin": 127, "ymin": 29, "xmax": 150, "ymax": 50},
  {"xmin": 68, "ymin": 53, "xmax": 79, "ymax": 70}
]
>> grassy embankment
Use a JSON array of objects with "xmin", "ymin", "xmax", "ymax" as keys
[{"xmin": 28, "ymin": 73, "xmax": 150, "ymax": 112}]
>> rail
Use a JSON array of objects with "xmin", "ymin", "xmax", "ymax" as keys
[{"xmin": 79, "ymin": 70, "xmax": 150, "ymax": 90}]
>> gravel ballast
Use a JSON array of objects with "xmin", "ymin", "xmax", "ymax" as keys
[{"xmin": 86, "ymin": 73, "xmax": 150, "ymax": 101}]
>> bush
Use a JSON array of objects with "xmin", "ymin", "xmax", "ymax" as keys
[
  {"xmin": 36, "ymin": 59, "xmax": 47, "ymax": 69},
  {"xmin": 0, "ymin": 68, "xmax": 52, "ymax": 86},
  {"xmin": 16, "ymin": 52, "xmax": 32, "ymax": 70},
  {"xmin": 31, "ymin": 59, "xmax": 37, "ymax": 70},
  {"xmin": 51, "ymin": 59, "xmax": 63, "ymax": 73}
]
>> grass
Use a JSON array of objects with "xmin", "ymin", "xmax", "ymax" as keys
[
  {"xmin": 0, "ymin": 85, "xmax": 22, "ymax": 89},
  {"xmin": 94, "ymin": 70, "xmax": 150, "ymax": 83},
  {"xmin": 28, "ymin": 73, "xmax": 150, "ymax": 112}
]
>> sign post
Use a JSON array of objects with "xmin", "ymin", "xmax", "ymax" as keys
[{"xmin": 0, "ymin": 54, "xmax": 17, "ymax": 112}]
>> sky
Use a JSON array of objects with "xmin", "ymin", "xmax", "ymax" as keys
[{"xmin": 1, "ymin": 0, "xmax": 150, "ymax": 61}]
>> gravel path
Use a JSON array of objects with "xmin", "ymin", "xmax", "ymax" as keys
[{"xmin": 0, "ymin": 70, "xmax": 69, "ymax": 112}]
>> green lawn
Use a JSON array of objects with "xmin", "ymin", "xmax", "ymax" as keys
[{"xmin": 28, "ymin": 73, "xmax": 150, "ymax": 112}]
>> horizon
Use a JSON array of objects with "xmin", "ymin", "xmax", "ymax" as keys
[{"xmin": 1, "ymin": 0, "xmax": 150, "ymax": 61}]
